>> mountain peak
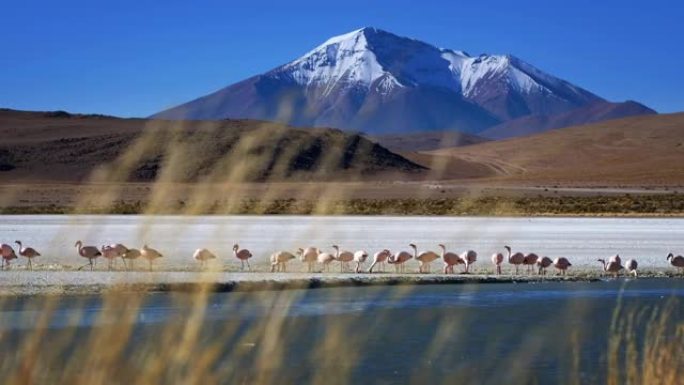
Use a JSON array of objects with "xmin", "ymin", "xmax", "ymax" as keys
[{"xmin": 153, "ymin": 28, "xmax": 649, "ymax": 136}]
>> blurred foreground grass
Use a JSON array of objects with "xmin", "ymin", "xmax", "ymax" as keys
[{"xmin": 0, "ymin": 283, "xmax": 681, "ymax": 385}]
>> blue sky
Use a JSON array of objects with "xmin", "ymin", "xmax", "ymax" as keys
[{"xmin": 1, "ymin": 0, "xmax": 682, "ymax": 117}]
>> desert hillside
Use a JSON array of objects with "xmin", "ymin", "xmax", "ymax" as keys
[
  {"xmin": 0, "ymin": 109, "xmax": 424, "ymax": 183},
  {"xmin": 424, "ymin": 113, "xmax": 684, "ymax": 186},
  {"xmin": 370, "ymin": 130, "xmax": 489, "ymax": 152}
]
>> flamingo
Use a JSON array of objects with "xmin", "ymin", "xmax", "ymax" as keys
[
  {"xmin": 1, "ymin": 244, "xmax": 18, "ymax": 270},
  {"xmin": 554, "ymin": 257, "xmax": 572, "ymax": 276},
  {"xmin": 141, "ymin": 244, "xmax": 163, "ymax": 271},
  {"xmin": 233, "ymin": 244, "xmax": 252, "ymax": 271},
  {"xmin": 667, "ymin": 253, "xmax": 684, "ymax": 274},
  {"xmin": 317, "ymin": 250, "xmax": 335, "ymax": 272},
  {"xmin": 15, "ymin": 241, "xmax": 40, "ymax": 271},
  {"xmin": 598, "ymin": 258, "xmax": 623, "ymax": 278},
  {"xmin": 412, "ymin": 244, "xmax": 439, "ymax": 273},
  {"xmin": 353, "ymin": 250, "xmax": 368, "ymax": 273},
  {"xmin": 101, "ymin": 244, "xmax": 128, "ymax": 271},
  {"xmin": 331, "ymin": 245, "xmax": 354, "ymax": 273},
  {"xmin": 104, "ymin": 243, "xmax": 128, "ymax": 269},
  {"xmin": 609, "ymin": 255, "xmax": 622, "ymax": 265},
  {"xmin": 368, "ymin": 249, "xmax": 391, "ymax": 273},
  {"xmin": 460, "ymin": 250, "xmax": 477, "ymax": 274},
  {"xmin": 122, "ymin": 248, "xmax": 141, "ymax": 270},
  {"xmin": 75, "ymin": 240, "xmax": 101, "ymax": 271},
  {"xmin": 536, "ymin": 256, "xmax": 553, "ymax": 275},
  {"xmin": 387, "ymin": 245, "xmax": 414, "ymax": 273},
  {"xmin": 491, "ymin": 251, "xmax": 504, "ymax": 275},
  {"xmin": 625, "ymin": 259, "xmax": 638, "ymax": 278},
  {"xmin": 440, "ymin": 244, "xmax": 463, "ymax": 274},
  {"xmin": 522, "ymin": 253, "xmax": 539, "ymax": 274},
  {"xmin": 297, "ymin": 247, "xmax": 319, "ymax": 273},
  {"xmin": 193, "ymin": 248, "xmax": 217, "ymax": 269},
  {"xmin": 505, "ymin": 246, "xmax": 525, "ymax": 275},
  {"xmin": 270, "ymin": 250, "xmax": 296, "ymax": 272}
]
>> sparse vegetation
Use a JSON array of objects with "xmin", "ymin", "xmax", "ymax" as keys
[{"xmin": 2, "ymin": 194, "xmax": 683, "ymax": 216}]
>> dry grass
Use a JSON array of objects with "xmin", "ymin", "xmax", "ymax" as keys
[
  {"xmin": 0, "ymin": 106, "xmax": 682, "ymax": 385},
  {"xmin": 0, "ymin": 282, "xmax": 680, "ymax": 384}
]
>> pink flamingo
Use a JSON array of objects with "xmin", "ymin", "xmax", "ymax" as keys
[
  {"xmin": 536, "ymin": 256, "xmax": 553, "ymax": 275},
  {"xmin": 15, "ymin": 241, "xmax": 40, "ymax": 271},
  {"xmin": 411, "ymin": 244, "xmax": 439, "ymax": 273},
  {"xmin": 141, "ymin": 244, "xmax": 163, "ymax": 271},
  {"xmin": 353, "ymin": 250, "xmax": 368, "ymax": 273},
  {"xmin": 317, "ymin": 250, "xmax": 335, "ymax": 272},
  {"xmin": 233, "ymin": 244, "xmax": 252, "ymax": 271},
  {"xmin": 491, "ymin": 251, "xmax": 504, "ymax": 275},
  {"xmin": 368, "ymin": 249, "xmax": 391, "ymax": 273},
  {"xmin": 598, "ymin": 258, "xmax": 623, "ymax": 277},
  {"xmin": 609, "ymin": 255, "xmax": 622, "ymax": 265},
  {"xmin": 270, "ymin": 250, "xmax": 295, "ymax": 272},
  {"xmin": 194, "ymin": 248, "xmax": 217, "ymax": 269},
  {"xmin": 298, "ymin": 247, "xmax": 319, "ymax": 273},
  {"xmin": 439, "ymin": 244, "xmax": 463, "ymax": 274},
  {"xmin": 460, "ymin": 250, "xmax": 477, "ymax": 274},
  {"xmin": 523, "ymin": 253, "xmax": 539, "ymax": 274},
  {"xmin": 1, "ymin": 244, "xmax": 18, "ymax": 270},
  {"xmin": 625, "ymin": 259, "xmax": 638, "ymax": 277},
  {"xmin": 667, "ymin": 253, "xmax": 684, "ymax": 274},
  {"xmin": 505, "ymin": 246, "xmax": 525, "ymax": 275},
  {"xmin": 75, "ymin": 240, "xmax": 101, "ymax": 271},
  {"xmin": 101, "ymin": 244, "xmax": 128, "ymax": 271},
  {"xmin": 554, "ymin": 257, "xmax": 572, "ymax": 276},
  {"xmin": 387, "ymin": 245, "xmax": 414, "ymax": 273},
  {"xmin": 332, "ymin": 245, "xmax": 354, "ymax": 273},
  {"xmin": 122, "ymin": 248, "xmax": 141, "ymax": 270}
]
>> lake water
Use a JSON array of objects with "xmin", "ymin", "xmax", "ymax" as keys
[
  {"xmin": 0, "ymin": 215, "xmax": 682, "ymax": 270},
  {"xmin": 1, "ymin": 279, "xmax": 682, "ymax": 384}
]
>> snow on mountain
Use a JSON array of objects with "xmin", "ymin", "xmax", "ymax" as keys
[
  {"xmin": 283, "ymin": 28, "xmax": 399, "ymax": 95},
  {"xmin": 153, "ymin": 27, "xmax": 651, "ymax": 136},
  {"xmin": 273, "ymin": 27, "xmax": 595, "ymax": 103}
]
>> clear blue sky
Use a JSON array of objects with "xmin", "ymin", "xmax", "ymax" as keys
[{"xmin": 1, "ymin": 0, "xmax": 682, "ymax": 117}]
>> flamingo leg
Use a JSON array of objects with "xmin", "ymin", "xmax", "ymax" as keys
[{"xmin": 247, "ymin": 260, "xmax": 251, "ymax": 271}]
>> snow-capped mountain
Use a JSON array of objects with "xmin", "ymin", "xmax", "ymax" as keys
[{"xmin": 153, "ymin": 27, "xmax": 654, "ymax": 135}]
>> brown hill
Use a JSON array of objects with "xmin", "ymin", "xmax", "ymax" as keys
[
  {"xmin": 369, "ymin": 130, "xmax": 489, "ymax": 152},
  {"xmin": 427, "ymin": 112, "xmax": 684, "ymax": 186},
  {"xmin": 0, "ymin": 109, "xmax": 424, "ymax": 183},
  {"xmin": 480, "ymin": 101, "xmax": 656, "ymax": 139}
]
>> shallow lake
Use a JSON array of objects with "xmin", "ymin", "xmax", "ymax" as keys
[{"xmin": 1, "ymin": 279, "xmax": 682, "ymax": 384}]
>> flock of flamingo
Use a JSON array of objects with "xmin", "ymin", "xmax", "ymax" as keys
[{"xmin": 1, "ymin": 240, "xmax": 684, "ymax": 276}]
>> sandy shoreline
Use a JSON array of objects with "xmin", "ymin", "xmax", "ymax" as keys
[{"xmin": 1, "ymin": 270, "xmax": 680, "ymax": 297}]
